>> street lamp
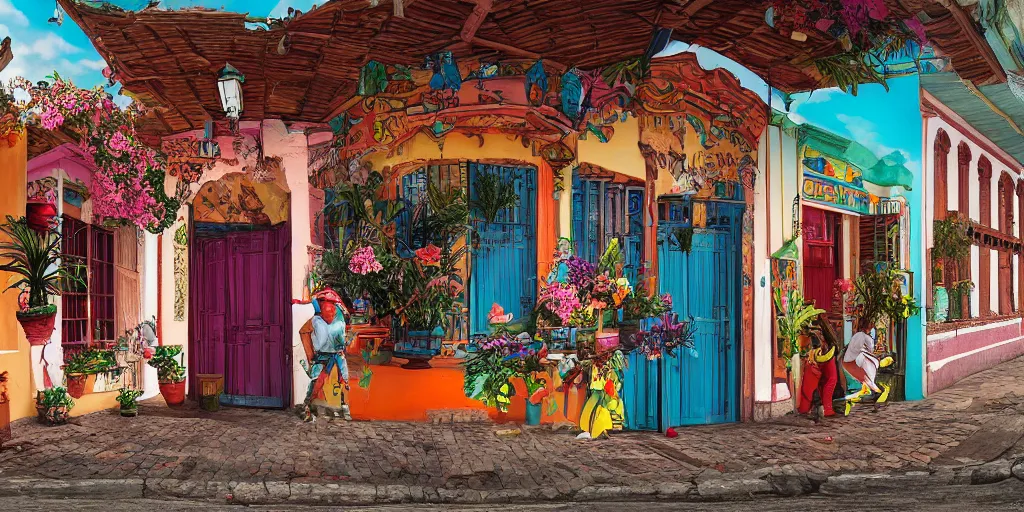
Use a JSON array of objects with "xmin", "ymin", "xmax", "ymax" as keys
[{"xmin": 217, "ymin": 63, "xmax": 245, "ymax": 120}]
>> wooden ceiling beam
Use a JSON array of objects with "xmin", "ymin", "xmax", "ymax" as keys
[
  {"xmin": 459, "ymin": 0, "xmax": 493, "ymax": 42},
  {"xmin": 935, "ymin": 0, "xmax": 1007, "ymax": 85}
]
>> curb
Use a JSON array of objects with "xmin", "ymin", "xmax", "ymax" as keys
[{"xmin": 1, "ymin": 459, "xmax": 1021, "ymax": 505}]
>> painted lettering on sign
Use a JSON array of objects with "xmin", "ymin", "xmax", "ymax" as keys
[{"xmin": 802, "ymin": 173, "xmax": 871, "ymax": 214}]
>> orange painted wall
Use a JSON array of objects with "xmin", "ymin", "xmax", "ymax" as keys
[
  {"xmin": 0, "ymin": 133, "xmax": 32, "ymax": 421},
  {"xmin": 344, "ymin": 356, "xmax": 585, "ymax": 424}
]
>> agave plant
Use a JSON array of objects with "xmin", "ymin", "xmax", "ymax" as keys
[
  {"xmin": 773, "ymin": 288, "xmax": 825, "ymax": 365},
  {"xmin": 0, "ymin": 215, "xmax": 79, "ymax": 314}
]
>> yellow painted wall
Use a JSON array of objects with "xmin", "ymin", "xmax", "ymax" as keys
[
  {"xmin": 577, "ymin": 115, "xmax": 646, "ymax": 180},
  {"xmin": 0, "ymin": 133, "xmax": 32, "ymax": 421},
  {"xmin": 365, "ymin": 131, "xmax": 543, "ymax": 171}
]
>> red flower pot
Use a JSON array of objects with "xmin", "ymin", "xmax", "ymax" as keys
[
  {"xmin": 26, "ymin": 202, "xmax": 58, "ymax": 232},
  {"xmin": 66, "ymin": 374, "xmax": 87, "ymax": 399},
  {"xmin": 159, "ymin": 380, "xmax": 186, "ymax": 407},
  {"xmin": 16, "ymin": 308, "xmax": 56, "ymax": 346}
]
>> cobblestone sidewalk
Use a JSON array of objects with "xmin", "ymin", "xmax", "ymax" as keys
[{"xmin": 2, "ymin": 357, "xmax": 1024, "ymax": 505}]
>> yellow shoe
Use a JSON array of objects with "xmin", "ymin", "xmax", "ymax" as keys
[
  {"xmin": 844, "ymin": 401, "xmax": 853, "ymax": 416},
  {"xmin": 877, "ymin": 384, "xmax": 890, "ymax": 403},
  {"xmin": 879, "ymin": 356, "xmax": 894, "ymax": 368}
]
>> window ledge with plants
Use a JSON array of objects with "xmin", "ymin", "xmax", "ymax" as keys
[{"xmin": 927, "ymin": 313, "xmax": 1023, "ymax": 335}]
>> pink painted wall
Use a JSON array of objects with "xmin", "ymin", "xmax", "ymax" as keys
[{"xmin": 926, "ymin": 319, "xmax": 1024, "ymax": 393}]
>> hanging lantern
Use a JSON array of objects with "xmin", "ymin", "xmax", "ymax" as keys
[{"xmin": 217, "ymin": 63, "xmax": 245, "ymax": 120}]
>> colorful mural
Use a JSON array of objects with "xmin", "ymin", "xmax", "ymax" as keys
[
  {"xmin": 173, "ymin": 224, "xmax": 188, "ymax": 322},
  {"xmin": 193, "ymin": 173, "xmax": 290, "ymax": 225},
  {"xmin": 26, "ymin": 176, "xmax": 58, "ymax": 204}
]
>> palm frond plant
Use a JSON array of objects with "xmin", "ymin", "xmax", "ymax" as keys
[
  {"xmin": 773, "ymin": 288, "xmax": 825, "ymax": 367},
  {"xmin": 0, "ymin": 216, "xmax": 81, "ymax": 345},
  {"xmin": 471, "ymin": 170, "xmax": 520, "ymax": 224},
  {"xmin": 854, "ymin": 266, "xmax": 920, "ymax": 327}
]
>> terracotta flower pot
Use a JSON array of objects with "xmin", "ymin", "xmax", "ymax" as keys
[
  {"xmin": 159, "ymin": 380, "xmax": 187, "ymax": 407},
  {"xmin": 36, "ymin": 405, "xmax": 69, "ymax": 426},
  {"xmin": 26, "ymin": 202, "xmax": 58, "ymax": 232},
  {"xmin": 16, "ymin": 308, "xmax": 56, "ymax": 346},
  {"xmin": 65, "ymin": 374, "xmax": 88, "ymax": 399}
]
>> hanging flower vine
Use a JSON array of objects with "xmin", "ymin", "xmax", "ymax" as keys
[{"xmin": 1, "ymin": 73, "xmax": 179, "ymax": 233}]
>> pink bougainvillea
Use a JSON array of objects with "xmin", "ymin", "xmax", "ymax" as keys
[
  {"xmin": 349, "ymin": 246, "xmax": 383, "ymax": 275},
  {"xmin": 3, "ymin": 73, "xmax": 178, "ymax": 232}
]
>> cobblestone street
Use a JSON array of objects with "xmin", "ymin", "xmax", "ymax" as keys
[{"xmin": 3, "ymin": 356, "xmax": 1024, "ymax": 505}]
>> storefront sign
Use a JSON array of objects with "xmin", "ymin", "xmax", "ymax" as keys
[{"xmin": 802, "ymin": 172, "xmax": 871, "ymax": 214}]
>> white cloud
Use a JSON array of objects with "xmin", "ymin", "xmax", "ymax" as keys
[
  {"xmin": 15, "ymin": 33, "xmax": 80, "ymax": 61},
  {"xmin": 796, "ymin": 87, "xmax": 841, "ymax": 105},
  {"xmin": 269, "ymin": 0, "xmax": 318, "ymax": 18},
  {"xmin": 836, "ymin": 113, "xmax": 915, "ymax": 166},
  {"xmin": 0, "ymin": 0, "xmax": 29, "ymax": 27},
  {"xmin": 770, "ymin": 91, "xmax": 808, "ymax": 124},
  {"xmin": 80, "ymin": 58, "xmax": 108, "ymax": 71},
  {"xmin": 0, "ymin": 23, "xmax": 10, "ymax": 41}
]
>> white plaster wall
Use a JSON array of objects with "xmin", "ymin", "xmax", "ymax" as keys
[
  {"xmin": 971, "ymin": 245, "xmax": 981, "ymax": 317},
  {"xmin": 924, "ymin": 116, "xmax": 1024, "ymax": 320},
  {"xmin": 753, "ymin": 125, "xmax": 799, "ymax": 404},
  {"xmin": 141, "ymin": 232, "xmax": 160, "ymax": 399},
  {"xmin": 991, "ymin": 249, "xmax": 1000, "ymax": 314},
  {"xmin": 753, "ymin": 128, "xmax": 771, "ymax": 403}
]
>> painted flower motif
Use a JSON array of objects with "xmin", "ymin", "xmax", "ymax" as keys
[
  {"xmin": 348, "ymin": 246, "xmax": 384, "ymax": 275},
  {"xmin": 415, "ymin": 244, "xmax": 442, "ymax": 265}
]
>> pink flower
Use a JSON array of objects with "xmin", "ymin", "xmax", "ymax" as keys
[{"xmin": 349, "ymin": 246, "xmax": 383, "ymax": 275}]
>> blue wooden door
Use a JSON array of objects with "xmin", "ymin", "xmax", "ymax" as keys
[
  {"xmin": 572, "ymin": 176, "xmax": 601, "ymax": 262},
  {"xmin": 624, "ymin": 350, "xmax": 660, "ymax": 430},
  {"xmin": 469, "ymin": 163, "xmax": 537, "ymax": 335},
  {"xmin": 625, "ymin": 199, "xmax": 741, "ymax": 429},
  {"xmin": 571, "ymin": 176, "xmax": 645, "ymax": 282}
]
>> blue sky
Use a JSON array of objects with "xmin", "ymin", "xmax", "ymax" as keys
[
  {"xmin": 658, "ymin": 41, "xmax": 922, "ymax": 175},
  {"xmin": 3, "ymin": 1, "xmax": 921, "ymax": 172},
  {"xmin": 0, "ymin": 0, "xmax": 316, "ymax": 87}
]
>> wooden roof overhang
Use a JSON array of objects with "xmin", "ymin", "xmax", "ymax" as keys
[
  {"xmin": 58, "ymin": 0, "xmax": 1007, "ymax": 138},
  {"xmin": 0, "ymin": 37, "xmax": 12, "ymax": 74}
]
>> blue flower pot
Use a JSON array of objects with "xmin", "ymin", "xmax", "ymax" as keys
[
  {"xmin": 394, "ymin": 328, "xmax": 443, "ymax": 369},
  {"xmin": 525, "ymin": 401, "xmax": 542, "ymax": 426}
]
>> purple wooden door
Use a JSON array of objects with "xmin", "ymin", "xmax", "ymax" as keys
[
  {"xmin": 193, "ymin": 224, "xmax": 290, "ymax": 408},
  {"xmin": 194, "ymin": 237, "xmax": 228, "ymax": 395}
]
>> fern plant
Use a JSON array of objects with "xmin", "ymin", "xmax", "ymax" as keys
[{"xmin": 471, "ymin": 171, "xmax": 519, "ymax": 224}]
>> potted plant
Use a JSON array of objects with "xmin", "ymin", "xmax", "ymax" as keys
[
  {"xmin": 463, "ymin": 331, "xmax": 546, "ymax": 423},
  {"xmin": 116, "ymin": 388, "xmax": 144, "ymax": 417},
  {"xmin": 36, "ymin": 387, "xmax": 74, "ymax": 426},
  {"xmin": 773, "ymin": 288, "xmax": 825, "ymax": 407},
  {"xmin": 148, "ymin": 345, "xmax": 186, "ymax": 406},
  {"xmin": 319, "ymin": 175, "xmax": 469, "ymax": 370},
  {"xmin": 932, "ymin": 214, "xmax": 972, "ymax": 321},
  {"xmin": 0, "ymin": 216, "xmax": 80, "ymax": 345},
  {"xmin": 62, "ymin": 349, "xmax": 118, "ymax": 398},
  {"xmin": 522, "ymin": 373, "xmax": 547, "ymax": 426},
  {"xmin": 948, "ymin": 279, "xmax": 974, "ymax": 320}
]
